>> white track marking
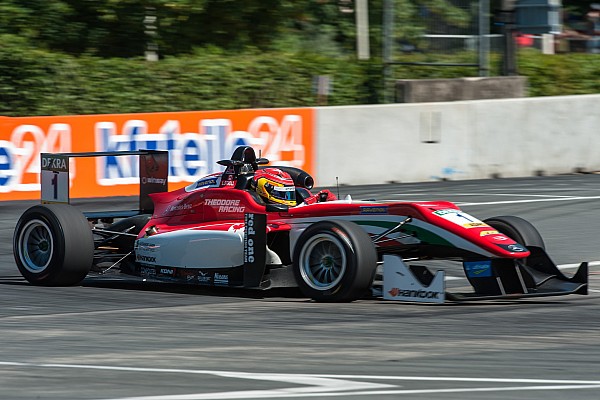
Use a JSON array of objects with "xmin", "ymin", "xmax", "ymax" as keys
[
  {"xmin": 456, "ymin": 195, "xmax": 600, "ymax": 206},
  {"xmin": 559, "ymin": 261, "xmax": 600, "ymax": 270},
  {"xmin": 312, "ymin": 374, "xmax": 600, "ymax": 383},
  {"xmin": 0, "ymin": 302, "xmax": 261, "ymax": 321},
  {"xmin": 381, "ymin": 194, "xmax": 600, "ymax": 206},
  {"xmin": 1, "ymin": 362, "xmax": 599, "ymax": 400},
  {"xmin": 420, "ymin": 193, "xmax": 578, "ymax": 198}
]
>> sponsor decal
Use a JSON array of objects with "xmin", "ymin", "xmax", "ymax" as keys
[
  {"xmin": 136, "ymin": 254, "xmax": 157, "ymax": 264},
  {"xmin": 177, "ymin": 270, "xmax": 196, "ymax": 282},
  {"xmin": 220, "ymin": 173, "xmax": 236, "ymax": 187},
  {"xmin": 495, "ymin": 243, "xmax": 528, "ymax": 253},
  {"xmin": 387, "ymin": 288, "xmax": 441, "ymax": 299},
  {"xmin": 141, "ymin": 176, "xmax": 167, "ymax": 185},
  {"xmin": 433, "ymin": 209, "xmax": 459, "ymax": 216},
  {"xmin": 463, "ymin": 222, "xmax": 488, "ymax": 228},
  {"xmin": 197, "ymin": 270, "xmax": 212, "ymax": 285},
  {"xmin": 464, "ymin": 260, "xmax": 493, "ymax": 278},
  {"xmin": 139, "ymin": 152, "xmax": 169, "ymax": 213},
  {"xmin": 243, "ymin": 213, "xmax": 266, "ymax": 287},
  {"xmin": 205, "ymin": 198, "xmax": 245, "ymax": 213},
  {"xmin": 158, "ymin": 268, "xmax": 175, "ymax": 276},
  {"xmin": 214, "ymin": 272, "xmax": 229, "ymax": 286},
  {"xmin": 140, "ymin": 266, "xmax": 156, "ymax": 278},
  {"xmin": 228, "ymin": 223, "xmax": 245, "ymax": 232},
  {"xmin": 359, "ymin": 206, "xmax": 388, "ymax": 215},
  {"xmin": 383, "ymin": 254, "xmax": 445, "ymax": 304},
  {"xmin": 166, "ymin": 203, "xmax": 193, "ymax": 213},
  {"xmin": 433, "ymin": 209, "xmax": 490, "ymax": 229},
  {"xmin": 492, "ymin": 235, "xmax": 509, "ymax": 241},
  {"xmin": 137, "ymin": 241, "xmax": 158, "ymax": 252},
  {"xmin": 244, "ymin": 213, "xmax": 256, "ymax": 263},
  {"xmin": 480, "ymin": 230, "xmax": 500, "ymax": 236},
  {"xmin": 41, "ymin": 155, "xmax": 68, "ymax": 172},
  {"xmin": 186, "ymin": 175, "xmax": 221, "ymax": 192},
  {"xmin": 195, "ymin": 177, "xmax": 219, "ymax": 188},
  {"xmin": 507, "ymin": 244, "xmax": 526, "ymax": 252}
]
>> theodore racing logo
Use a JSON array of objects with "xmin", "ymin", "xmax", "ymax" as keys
[{"xmin": 205, "ymin": 198, "xmax": 245, "ymax": 213}]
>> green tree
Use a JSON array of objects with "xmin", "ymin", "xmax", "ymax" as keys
[{"xmin": 0, "ymin": 0, "xmax": 469, "ymax": 58}]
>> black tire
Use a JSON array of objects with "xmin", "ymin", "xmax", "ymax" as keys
[
  {"xmin": 13, "ymin": 204, "xmax": 94, "ymax": 286},
  {"xmin": 292, "ymin": 220, "xmax": 377, "ymax": 302},
  {"xmin": 484, "ymin": 215, "xmax": 545, "ymax": 250}
]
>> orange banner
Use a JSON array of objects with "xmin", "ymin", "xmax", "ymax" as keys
[{"xmin": 0, "ymin": 108, "xmax": 314, "ymax": 201}]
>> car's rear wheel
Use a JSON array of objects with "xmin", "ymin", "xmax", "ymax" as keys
[
  {"xmin": 292, "ymin": 220, "xmax": 377, "ymax": 302},
  {"xmin": 484, "ymin": 215, "xmax": 545, "ymax": 250},
  {"xmin": 13, "ymin": 204, "xmax": 93, "ymax": 286}
]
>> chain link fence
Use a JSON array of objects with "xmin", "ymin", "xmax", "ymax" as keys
[{"xmin": 383, "ymin": 0, "xmax": 508, "ymax": 100}]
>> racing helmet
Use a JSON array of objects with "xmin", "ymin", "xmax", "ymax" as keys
[{"xmin": 251, "ymin": 168, "xmax": 296, "ymax": 206}]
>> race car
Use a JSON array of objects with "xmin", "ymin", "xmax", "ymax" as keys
[{"xmin": 13, "ymin": 146, "xmax": 588, "ymax": 302}]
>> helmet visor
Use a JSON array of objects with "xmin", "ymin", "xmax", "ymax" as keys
[{"xmin": 270, "ymin": 185, "xmax": 295, "ymax": 202}]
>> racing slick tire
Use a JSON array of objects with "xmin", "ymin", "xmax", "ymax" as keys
[
  {"xmin": 13, "ymin": 204, "xmax": 94, "ymax": 286},
  {"xmin": 292, "ymin": 220, "xmax": 377, "ymax": 302},
  {"xmin": 483, "ymin": 215, "xmax": 545, "ymax": 250}
]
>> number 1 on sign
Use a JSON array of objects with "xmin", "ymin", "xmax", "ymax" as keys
[
  {"xmin": 41, "ymin": 169, "xmax": 69, "ymax": 204},
  {"xmin": 51, "ymin": 172, "xmax": 58, "ymax": 199}
]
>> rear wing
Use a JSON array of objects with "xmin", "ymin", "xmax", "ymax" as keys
[{"xmin": 40, "ymin": 150, "xmax": 169, "ymax": 218}]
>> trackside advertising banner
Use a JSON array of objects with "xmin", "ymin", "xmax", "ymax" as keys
[{"xmin": 0, "ymin": 109, "xmax": 314, "ymax": 200}]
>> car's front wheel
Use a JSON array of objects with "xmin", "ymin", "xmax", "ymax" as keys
[
  {"xmin": 292, "ymin": 220, "xmax": 377, "ymax": 302},
  {"xmin": 484, "ymin": 215, "xmax": 545, "ymax": 250},
  {"xmin": 13, "ymin": 204, "xmax": 94, "ymax": 286}
]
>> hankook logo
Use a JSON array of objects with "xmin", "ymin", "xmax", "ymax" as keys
[
  {"xmin": 387, "ymin": 288, "xmax": 441, "ymax": 299},
  {"xmin": 136, "ymin": 254, "xmax": 156, "ymax": 263}
]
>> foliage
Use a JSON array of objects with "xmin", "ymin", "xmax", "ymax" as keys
[
  {"xmin": 0, "ymin": 0, "xmax": 471, "ymax": 59},
  {"xmin": 517, "ymin": 48, "xmax": 600, "ymax": 97},
  {"xmin": 0, "ymin": 1, "xmax": 598, "ymax": 116},
  {"xmin": 1, "ymin": 35, "xmax": 599, "ymax": 117},
  {"xmin": 0, "ymin": 38, "xmax": 371, "ymax": 116},
  {"xmin": 562, "ymin": 1, "xmax": 597, "ymax": 16}
]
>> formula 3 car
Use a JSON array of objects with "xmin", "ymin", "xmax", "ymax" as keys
[{"xmin": 13, "ymin": 146, "xmax": 588, "ymax": 302}]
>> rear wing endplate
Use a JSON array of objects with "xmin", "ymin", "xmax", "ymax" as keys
[{"xmin": 40, "ymin": 150, "xmax": 169, "ymax": 216}]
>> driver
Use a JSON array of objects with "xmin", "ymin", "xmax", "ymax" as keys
[{"xmin": 251, "ymin": 168, "xmax": 297, "ymax": 206}]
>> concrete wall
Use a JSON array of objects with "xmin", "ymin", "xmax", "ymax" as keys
[
  {"xmin": 395, "ymin": 76, "xmax": 527, "ymax": 103},
  {"xmin": 315, "ymin": 94, "xmax": 600, "ymax": 186}
]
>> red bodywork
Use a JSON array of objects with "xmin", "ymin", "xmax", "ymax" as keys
[{"xmin": 142, "ymin": 173, "xmax": 529, "ymax": 260}]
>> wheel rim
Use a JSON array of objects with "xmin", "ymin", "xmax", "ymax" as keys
[
  {"xmin": 18, "ymin": 219, "xmax": 54, "ymax": 273},
  {"xmin": 299, "ymin": 233, "xmax": 347, "ymax": 290}
]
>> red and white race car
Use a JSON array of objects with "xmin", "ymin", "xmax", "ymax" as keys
[{"xmin": 13, "ymin": 146, "xmax": 588, "ymax": 302}]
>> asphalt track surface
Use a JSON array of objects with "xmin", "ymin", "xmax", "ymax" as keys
[{"xmin": 1, "ymin": 174, "xmax": 599, "ymax": 400}]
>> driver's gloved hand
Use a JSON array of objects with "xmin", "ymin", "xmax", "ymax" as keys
[{"xmin": 318, "ymin": 191, "xmax": 329, "ymax": 202}]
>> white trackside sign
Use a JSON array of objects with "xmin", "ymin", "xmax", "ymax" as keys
[{"xmin": 383, "ymin": 254, "xmax": 446, "ymax": 303}]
